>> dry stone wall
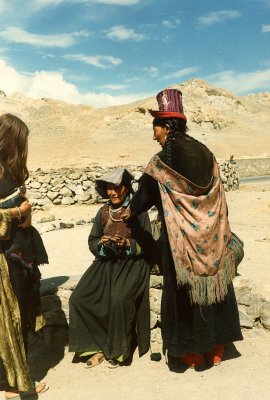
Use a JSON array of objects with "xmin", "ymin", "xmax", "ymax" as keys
[
  {"xmin": 27, "ymin": 161, "xmax": 239, "ymax": 209},
  {"xmin": 235, "ymin": 158, "xmax": 270, "ymax": 178},
  {"xmin": 40, "ymin": 273, "xmax": 270, "ymax": 349}
]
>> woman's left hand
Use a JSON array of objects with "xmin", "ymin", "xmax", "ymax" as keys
[
  {"xmin": 20, "ymin": 200, "xmax": 32, "ymax": 217},
  {"xmin": 111, "ymin": 236, "xmax": 130, "ymax": 248}
]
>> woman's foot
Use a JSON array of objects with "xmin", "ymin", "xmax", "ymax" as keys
[
  {"xmin": 107, "ymin": 359, "xmax": 120, "ymax": 369},
  {"xmin": 85, "ymin": 352, "xmax": 105, "ymax": 368},
  {"xmin": 5, "ymin": 382, "xmax": 48, "ymax": 399},
  {"xmin": 206, "ymin": 344, "xmax": 225, "ymax": 366},
  {"xmin": 21, "ymin": 381, "xmax": 48, "ymax": 398},
  {"xmin": 5, "ymin": 389, "xmax": 20, "ymax": 400},
  {"xmin": 180, "ymin": 352, "xmax": 205, "ymax": 369}
]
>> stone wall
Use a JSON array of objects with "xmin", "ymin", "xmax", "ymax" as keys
[
  {"xmin": 27, "ymin": 161, "xmax": 239, "ymax": 209},
  {"xmin": 40, "ymin": 273, "xmax": 270, "ymax": 348},
  {"xmin": 235, "ymin": 158, "xmax": 270, "ymax": 178}
]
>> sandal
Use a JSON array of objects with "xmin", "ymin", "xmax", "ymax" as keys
[
  {"xmin": 21, "ymin": 382, "xmax": 49, "ymax": 398},
  {"xmin": 19, "ymin": 382, "xmax": 48, "ymax": 398},
  {"xmin": 107, "ymin": 359, "xmax": 119, "ymax": 369},
  {"xmin": 85, "ymin": 353, "xmax": 105, "ymax": 368},
  {"xmin": 5, "ymin": 392, "xmax": 21, "ymax": 400},
  {"xmin": 5, "ymin": 382, "xmax": 48, "ymax": 399}
]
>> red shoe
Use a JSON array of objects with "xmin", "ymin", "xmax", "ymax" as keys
[
  {"xmin": 180, "ymin": 352, "xmax": 205, "ymax": 369},
  {"xmin": 206, "ymin": 344, "xmax": 224, "ymax": 366}
]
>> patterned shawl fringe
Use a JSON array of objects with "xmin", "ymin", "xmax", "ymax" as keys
[{"xmin": 175, "ymin": 250, "xmax": 236, "ymax": 305}]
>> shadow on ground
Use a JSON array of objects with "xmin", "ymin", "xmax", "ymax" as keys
[{"xmin": 27, "ymin": 275, "xmax": 71, "ymax": 383}]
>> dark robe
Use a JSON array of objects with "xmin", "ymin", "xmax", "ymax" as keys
[
  {"xmin": 130, "ymin": 135, "xmax": 243, "ymax": 357},
  {"xmin": 69, "ymin": 205, "xmax": 152, "ymax": 361}
]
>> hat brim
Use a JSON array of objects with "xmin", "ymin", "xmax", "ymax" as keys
[
  {"xmin": 95, "ymin": 168, "xmax": 134, "ymax": 199},
  {"xmin": 149, "ymin": 110, "xmax": 187, "ymax": 121}
]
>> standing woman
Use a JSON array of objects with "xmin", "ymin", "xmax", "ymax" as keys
[
  {"xmin": 0, "ymin": 114, "xmax": 48, "ymax": 399},
  {"xmin": 69, "ymin": 169, "xmax": 152, "ymax": 368},
  {"xmin": 125, "ymin": 89, "xmax": 243, "ymax": 369}
]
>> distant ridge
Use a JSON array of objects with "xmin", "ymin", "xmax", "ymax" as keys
[{"xmin": 1, "ymin": 79, "xmax": 269, "ymax": 170}]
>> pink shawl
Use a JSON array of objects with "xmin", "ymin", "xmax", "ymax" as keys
[{"xmin": 145, "ymin": 155, "xmax": 236, "ymax": 305}]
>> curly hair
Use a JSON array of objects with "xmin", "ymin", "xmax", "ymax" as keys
[
  {"xmin": 0, "ymin": 113, "xmax": 29, "ymax": 185},
  {"xmin": 153, "ymin": 118, "xmax": 188, "ymax": 168}
]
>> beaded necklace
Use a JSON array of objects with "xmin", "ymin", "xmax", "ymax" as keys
[{"xmin": 108, "ymin": 205, "xmax": 123, "ymax": 222}]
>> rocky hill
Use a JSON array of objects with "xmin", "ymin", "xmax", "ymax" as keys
[{"xmin": 0, "ymin": 79, "xmax": 269, "ymax": 170}]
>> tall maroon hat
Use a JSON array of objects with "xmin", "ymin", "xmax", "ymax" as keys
[{"xmin": 149, "ymin": 88, "xmax": 187, "ymax": 121}]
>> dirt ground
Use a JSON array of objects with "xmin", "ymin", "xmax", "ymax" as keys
[
  {"xmin": 1, "ymin": 182, "xmax": 270, "ymax": 400},
  {"xmin": 27, "ymin": 330, "xmax": 270, "ymax": 400}
]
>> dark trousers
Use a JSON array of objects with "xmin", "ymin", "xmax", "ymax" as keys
[{"xmin": 0, "ymin": 262, "xmax": 29, "ymax": 391}]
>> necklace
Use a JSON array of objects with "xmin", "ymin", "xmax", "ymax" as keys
[
  {"xmin": 109, "ymin": 205, "xmax": 123, "ymax": 213},
  {"xmin": 109, "ymin": 206, "xmax": 123, "ymax": 222}
]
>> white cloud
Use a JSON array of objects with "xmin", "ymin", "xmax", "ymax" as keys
[
  {"xmin": 39, "ymin": 51, "xmax": 56, "ymax": 59},
  {"xmin": 0, "ymin": 26, "xmax": 89, "ymax": 48},
  {"xmin": 262, "ymin": 24, "xmax": 270, "ymax": 32},
  {"xmin": 35, "ymin": 0, "xmax": 63, "ymax": 4},
  {"xmin": 162, "ymin": 18, "xmax": 181, "ymax": 29},
  {"xmin": 124, "ymin": 76, "xmax": 140, "ymax": 83},
  {"xmin": 27, "ymin": 71, "xmax": 83, "ymax": 102},
  {"xmin": 163, "ymin": 67, "xmax": 200, "ymax": 80},
  {"xmin": 0, "ymin": 59, "xmax": 30, "ymax": 94},
  {"xmin": 63, "ymin": 53, "xmax": 122, "ymax": 69},
  {"xmin": 0, "ymin": 47, "xmax": 8, "ymax": 54},
  {"xmin": 99, "ymin": 84, "xmax": 128, "ymax": 90},
  {"xmin": 0, "ymin": 0, "xmax": 7, "ymax": 12},
  {"xmin": 207, "ymin": 69, "xmax": 270, "ymax": 94},
  {"xmin": 81, "ymin": 91, "xmax": 150, "ymax": 107},
  {"xmin": 144, "ymin": 66, "xmax": 159, "ymax": 77},
  {"xmin": 0, "ymin": 57, "xmax": 147, "ymax": 107},
  {"xmin": 35, "ymin": 0, "xmax": 141, "ymax": 6},
  {"xmin": 72, "ymin": 30, "xmax": 90, "ymax": 38},
  {"xmin": 90, "ymin": 0, "xmax": 140, "ymax": 4},
  {"xmin": 105, "ymin": 25, "xmax": 146, "ymax": 41},
  {"xmin": 198, "ymin": 10, "xmax": 241, "ymax": 26}
]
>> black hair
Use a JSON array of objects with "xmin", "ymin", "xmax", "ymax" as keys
[
  {"xmin": 121, "ymin": 170, "xmax": 135, "ymax": 195},
  {"xmin": 153, "ymin": 118, "xmax": 188, "ymax": 168}
]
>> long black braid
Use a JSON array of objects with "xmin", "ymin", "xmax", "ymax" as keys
[{"xmin": 153, "ymin": 118, "xmax": 188, "ymax": 168}]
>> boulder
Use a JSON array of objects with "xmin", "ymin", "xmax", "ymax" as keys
[{"xmin": 233, "ymin": 276, "xmax": 253, "ymax": 306}]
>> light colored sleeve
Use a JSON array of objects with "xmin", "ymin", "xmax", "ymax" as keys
[{"xmin": 0, "ymin": 209, "xmax": 12, "ymax": 241}]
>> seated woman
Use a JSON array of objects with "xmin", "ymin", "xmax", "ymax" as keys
[{"xmin": 69, "ymin": 169, "xmax": 153, "ymax": 368}]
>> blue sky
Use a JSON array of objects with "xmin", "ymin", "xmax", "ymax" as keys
[{"xmin": 0, "ymin": 0, "xmax": 270, "ymax": 107}]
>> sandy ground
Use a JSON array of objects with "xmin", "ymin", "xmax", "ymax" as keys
[
  {"xmin": 27, "ymin": 330, "xmax": 270, "ymax": 400},
  {"xmin": 1, "ymin": 182, "xmax": 270, "ymax": 400}
]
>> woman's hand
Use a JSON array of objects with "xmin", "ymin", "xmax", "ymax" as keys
[
  {"xmin": 10, "ymin": 200, "xmax": 31, "ymax": 220},
  {"xmin": 19, "ymin": 200, "xmax": 32, "ymax": 217},
  {"xmin": 101, "ymin": 235, "xmax": 111, "ymax": 244},
  {"xmin": 111, "ymin": 236, "xmax": 130, "ymax": 248}
]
